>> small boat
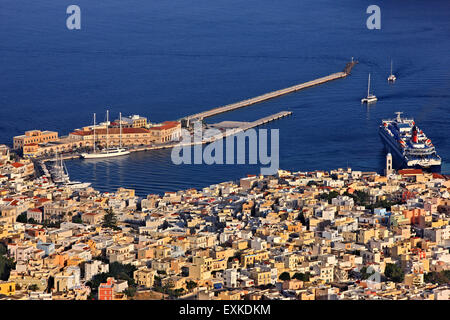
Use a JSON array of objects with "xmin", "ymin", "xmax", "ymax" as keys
[
  {"xmin": 361, "ymin": 73, "xmax": 377, "ymax": 104},
  {"xmin": 81, "ymin": 110, "xmax": 130, "ymax": 159},
  {"xmin": 388, "ymin": 60, "xmax": 396, "ymax": 82}
]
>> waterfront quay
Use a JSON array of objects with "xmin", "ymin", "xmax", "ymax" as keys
[{"xmin": 38, "ymin": 111, "xmax": 293, "ymax": 168}]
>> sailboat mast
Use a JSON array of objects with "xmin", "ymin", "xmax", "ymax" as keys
[
  {"xmin": 106, "ymin": 109, "xmax": 109, "ymax": 151},
  {"xmin": 119, "ymin": 112, "xmax": 122, "ymax": 148},
  {"xmin": 93, "ymin": 113, "xmax": 96, "ymax": 153},
  {"xmin": 390, "ymin": 60, "xmax": 393, "ymax": 76},
  {"xmin": 368, "ymin": 73, "xmax": 371, "ymax": 97}
]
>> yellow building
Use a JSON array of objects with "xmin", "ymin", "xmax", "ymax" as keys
[
  {"xmin": 232, "ymin": 239, "xmax": 248, "ymax": 250},
  {"xmin": 390, "ymin": 241, "xmax": 411, "ymax": 258},
  {"xmin": 240, "ymin": 250, "xmax": 270, "ymax": 268},
  {"xmin": 357, "ymin": 228, "xmax": 377, "ymax": 244},
  {"xmin": 118, "ymin": 115, "xmax": 148, "ymax": 128},
  {"xmin": 134, "ymin": 267, "xmax": 156, "ymax": 288},
  {"xmin": 161, "ymin": 276, "xmax": 185, "ymax": 290},
  {"xmin": 249, "ymin": 268, "xmax": 272, "ymax": 286},
  {"xmin": 189, "ymin": 263, "xmax": 211, "ymax": 281},
  {"xmin": 153, "ymin": 245, "xmax": 172, "ymax": 259},
  {"xmin": 218, "ymin": 290, "xmax": 241, "ymax": 300},
  {"xmin": 404, "ymin": 273, "xmax": 424, "ymax": 287},
  {"xmin": 13, "ymin": 130, "xmax": 58, "ymax": 150},
  {"xmin": 213, "ymin": 248, "xmax": 235, "ymax": 260},
  {"xmin": 0, "ymin": 281, "xmax": 15, "ymax": 296}
]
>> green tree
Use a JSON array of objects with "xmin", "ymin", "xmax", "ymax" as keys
[
  {"xmin": 154, "ymin": 275, "xmax": 162, "ymax": 287},
  {"xmin": 102, "ymin": 209, "xmax": 119, "ymax": 230},
  {"xmin": 124, "ymin": 286, "xmax": 137, "ymax": 298},
  {"xmin": 28, "ymin": 284, "xmax": 39, "ymax": 291},
  {"xmin": 359, "ymin": 267, "xmax": 375, "ymax": 280},
  {"xmin": 186, "ymin": 280, "xmax": 197, "ymax": 292},
  {"xmin": 0, "ymin": 244, "xmax": 6, "ymax": 256},
  {"xmin": 292, "ymin": 272, "xmax": 310, "ymax": 282},
  {"xmin": 46, "ymin": 276, "xmax": 55, "ymax": 293},
  {"xmin": 424, "ymin": 271, "xmax": 450, "ymax": 285},
  {"xmin": 279, "ymin": 272, "xmax": 291, "ymax": 281},
  {"xmin": 0, "ymin": 244, "xmax": 15, "ymax": 281},
  {"xmin": 72, "ymin": 215, "xmax": 83, "ymax": 224},
  {"xmin": 86, "ymin": 273, "xmax": 110, "ymax": 290},
  {"xmin": 162, "ymin": 281, "xmax": 174, "ymax": 299},
  {"xmin": 345, "ymin": 191, "xmax": 370, "ymax": 206},
  {"xmin": 172, "ymin": 288, "xmax": 185, "ymax": 297},
  {"xmin": 319, "ymin": 191, "xmax": 339, "ymax": 204},
  {"xmin": 384, "ymin": 263, "xmax": 404, "ymax": 283},
  {"xmin": 86, "ymin": 262, "xmax": 137, "ymax": 291},
  {"xmin": 16, "ymin": 212, "xmax": 27, "ymax": 223},
  {"xmin": 108, "ymin": 262, "xmax": 137, "ymax": 286}
]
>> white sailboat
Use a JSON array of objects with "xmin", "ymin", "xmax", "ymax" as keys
[
  {"xmin": 50, "ymin": 151, "xmax": 69, "ymax": 184},
  {"xmin": 51, "ymin": 152, "xmax": 91, "ymax": 189},
  {"xmin": 361, "ymin": 73, "xmax": 377, "ymax": 104},
  {"xmin": 81, "ymin": 110, "xmax": 130, "ymax": 159},
  {"xmin": 388, "ymin": 60, "xmax": 396, "ymax": 82}
]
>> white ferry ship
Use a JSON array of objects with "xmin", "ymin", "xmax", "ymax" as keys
[{"xmin": 379, "ymin": 112, "xmax": 441, "ymax": 169}]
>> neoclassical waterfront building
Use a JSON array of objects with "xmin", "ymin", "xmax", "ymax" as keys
[
  {"xmin": 13, "ymin": 121, "xmax": 181, "ymax": 158},
  {"xmin": 69, "ymin": 121, "xmax": 181, "ymax": 146}
]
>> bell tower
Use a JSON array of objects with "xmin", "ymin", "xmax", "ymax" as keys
[{"xmin": 385, "ymin": 153, "xmax": 393, "ymax": 176}]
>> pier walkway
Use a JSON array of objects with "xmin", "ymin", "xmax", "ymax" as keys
[
  {"xmin": 195, "ymin": 111, "xmax": 293, "ymax": 145},
  {"xmin": 184, "ymin": 61, "xmax": 357, "ymax": 122},
  {"xmin": 241, "ymin": 111, "xmax": 292, "ymax": 131}
]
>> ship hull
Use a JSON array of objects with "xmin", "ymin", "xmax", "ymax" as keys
[
  {"xmin": 379, "ymin": 128, "xmax": 441, "ymax": 172},
  {"xmin": 81, "ymin": 149, "xmax": 130, "ymax": 159},
  {"xmin": 361, "ymin": 97, "xmax": 377, "ymax": 104}
]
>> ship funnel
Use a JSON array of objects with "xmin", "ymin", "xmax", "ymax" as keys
[{"xmin": 412, "ymin": 125, "xmax": 418, "ymax": 143}]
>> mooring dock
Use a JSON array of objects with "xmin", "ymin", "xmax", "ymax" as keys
[
  {"xmin": 184, "ymin": 60, "xmax": 357, "ymax": 122},
  {"xmin": 200, "ymin": 111, "xmax": 293, "ymax": 144},
  {"xmin": 241, "ymin": 111, "xmax": 293, "ymax": 130}
]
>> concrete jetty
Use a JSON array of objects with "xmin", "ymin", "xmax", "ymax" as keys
[
  {"xmin": 183, "ymin": 61, "xmax": 357, "ymax": 122},
  {"xmin": 197, "ymin": 111, "xmax": 293, "ymax": 145}
]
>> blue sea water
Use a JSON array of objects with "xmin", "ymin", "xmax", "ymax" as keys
[{"xmin": 1, "ymin": 0, "xmax": 449, "ymax": 196}]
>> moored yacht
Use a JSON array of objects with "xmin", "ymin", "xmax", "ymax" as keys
[
  {"xmin": 81, "ymin": 111, "xmax": 130, "ymax": 159},
  {"xmin": 361, "ymin": 73, "xmax": 377, "ymax": 104},
  {"xmin": 51, "ymin": 152, "xmax": 91, "ymax": 189},
  {"xmin": 388, "ymin": 60, "xmax": 396, "ymax": 82}
]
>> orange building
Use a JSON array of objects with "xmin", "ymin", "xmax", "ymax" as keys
[
  {"xmin": 148, "ymin": 121, "xmax": 181, "ymax": 143},
  {"xmin": 402, "ymin": 208, "xmax": 427, "ymax": 225},
  {"xmin": 13, "ymin": 130, "xmax": 58, "ymax": 150},
  {"xmin": 98, "ymin": 277, "xmax": 115, "ymax": 300}
]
